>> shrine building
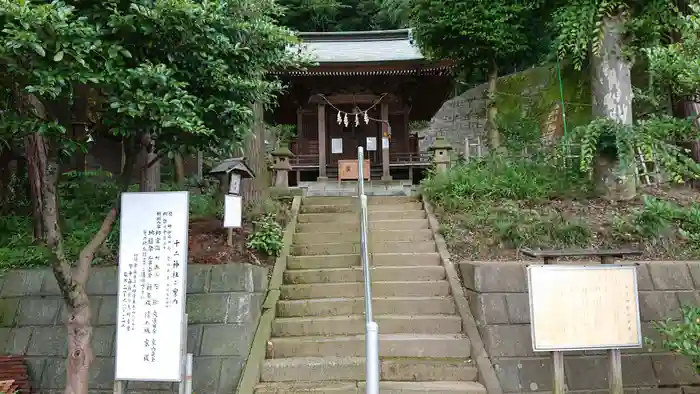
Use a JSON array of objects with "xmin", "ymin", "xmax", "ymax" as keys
[{"xmin": 270, "ymin": 29, "xmax": 454, "ymax": 186}]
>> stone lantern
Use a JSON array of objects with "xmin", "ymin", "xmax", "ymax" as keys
[
  {"xmin": 271, "ymin": 147, "xmax": 295, "ymax": 188},
  {"xmin": 428, "ymin": 137, "xmax": 453, "ymax": 173}
]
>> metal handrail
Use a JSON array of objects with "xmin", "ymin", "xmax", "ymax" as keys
[{"xmin": 357, "ymin": 146, "xmax": 379, "ymax": 394}]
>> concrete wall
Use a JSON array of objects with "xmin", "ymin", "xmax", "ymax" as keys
[
  {"xmin": 0, "ymin": 263, "xmax": 268, "ymax": 394},
  {"xmin": 459, "ymin": 261, "xmax": 700, "ymax": 394}
]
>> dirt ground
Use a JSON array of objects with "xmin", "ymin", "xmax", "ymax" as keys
[
  {"xmin": 187, "ymin": 197, "xmax": 293, "ymax": 266},
  {"xmin": 187, "ymin": 218, "xmax": 274, "ymax": 266},
  {"xmin": 442, "ymin": 185, "xmax": 699, "ymax": 262}
]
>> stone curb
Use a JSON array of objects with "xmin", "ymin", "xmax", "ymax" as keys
[
  {"xmin": 235, "ymin": 196, "xmax": 302, "ymax": 394},
  {"xmin": 422, "ymin": 196, "xmax": 504, "ymax": 394}
]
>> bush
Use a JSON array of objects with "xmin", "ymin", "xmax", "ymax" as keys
[
  {"xmin": 421, "ymin": 150, "xmax": 699, "ymax": 259},
  {"xmin": 246, "ymin": 213, "xmax": 284, "ymax": 256},
  {"xmin": 422, "ymin": 152, "xmax": 591, "ymax": 208},
  {"xmin": 648, "ymin": 305, "xmax": 700, "ymax": 374},
  {"xmin": 0, "ymin": 172, "xmax": 223, "ymax": 268}
]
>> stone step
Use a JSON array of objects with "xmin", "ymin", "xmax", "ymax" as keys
[
  {"xmin": 300, "ymin": 202, "xmax": 423, "ymax": 214},
  {"xmin": 284, "ymin": 266, "xmax": 445, "ymax": 284},
  {"xmin": 280, "ymin": 281, "xmax": 450, "ymax": 299},
  {"xmin": 276, "ymin": 296, "xmax": 457, "ymax": 317},
  {"xmin": 255, "ymin": 381, "xmax": 358, "ymax": 394},
  {"xmin": 255, "ymin": 381, "xmax": 486, "ymax": 394},
  {"xmin": 291, "ymin": 241, "xmax": 436, "ymax": 256},
  {"xmin": 287, "ymin": 253, "xmax": 441, "ymax": 270},
  {"xmin": 296, "ymin": 219, "xmax": 429, "ymax": 233},
  {"xmin": 269, "ymin": 333, "xmax": 471, "ymax": 358},
  {"xmin": 297, "ymin": 210, "xmax": 425, "ymax": 223},
  {"xmin": 364, "ymin": 381, "xmax": 486, "ymax": 393},
  {"xmin": 303, "ymin": 196, "xmax": 417, "ymax": 205},
  {"xmin": 260, "ymin": 357, "xmax": 477, "ymax": 382},
  {"xmin": 294, "ymin": 229, "xmax": 434, "ymax": 245},
  {"xmin": 272, "ymin": 314, "xmax": 461, "ymax": 336}
]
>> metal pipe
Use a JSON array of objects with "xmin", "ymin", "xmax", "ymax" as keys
[
  {"xmin": 365, "ymin": 321, "xmax": 380, "ymax": 394},
  {"xmin": 184, "ymin": 353, "xmax": 193, "ymax": 394},
  {"xmin": 358, "ymin": 147, "xmax": 365, "ymax": 197},
  {"xmin": 357, "ymin": 146, "xmax": 379, "ymax": 394},
  {"xmin": 360, "ymin": 194, "xmax": 373, "ymax": 324}
]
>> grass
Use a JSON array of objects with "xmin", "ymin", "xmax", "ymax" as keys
[
  {"xmin": 0, "ymin": 170, "xmax": 290, "ymax": 269},
  {"xmin": 423, "ymin": 153, "xmax": 700, "ymax": 261}
]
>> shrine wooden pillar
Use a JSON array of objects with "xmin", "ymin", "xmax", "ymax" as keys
[
  {"xmin": 296, "ymin": 107, "xmax": 303, "ymax": 155},
  {"xmin": 317, "ymin": 103, "xmax": 327, "ymax": 181},
  {"xmin": 381, "ymin": 103, "xmax": 392, "ymax": 181}
]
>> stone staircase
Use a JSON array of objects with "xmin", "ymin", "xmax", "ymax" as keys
[{"xmin": 254, "ymin": 196, "xmax": 487, "ymax": 394}]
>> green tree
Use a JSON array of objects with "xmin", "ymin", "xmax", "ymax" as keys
[
  {"xmin": 0, "ymin": 0, "xmax": 298, "ymax": 391},
  {"xmin": 408, "ymin": 0, "xmax": 548, "ymax": 149},
  {"xmin": 553, "ymin": 0, "xmax": 699, "ymax": 199},
  {"xmin": 277, "ymin": 0, "xmax": 399, "ymax": 31}
]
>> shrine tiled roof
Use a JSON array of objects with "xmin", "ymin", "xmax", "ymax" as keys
[{"xmin": 294, "ymin": 29, "xmax": 424, "ymax": 63}]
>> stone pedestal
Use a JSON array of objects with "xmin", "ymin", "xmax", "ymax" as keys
[
  {"xmin": 428, "ymin": 137, "xmax": 453, "ymax": 173},
  {"xmin": 271, "ymin": 147, "xmax": 294, "ymax": 188}
]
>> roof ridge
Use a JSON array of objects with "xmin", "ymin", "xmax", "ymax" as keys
[{"xmin": 298, "ymin": 29, "xmax": 412, "ymax": 42}]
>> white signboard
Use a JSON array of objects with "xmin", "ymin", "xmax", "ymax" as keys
[
  {"xmin": 331, "ymin": 138, "xmax": 343, "ymax": 154},
  {"xmin": 382, "ymin": 137, "xmax": 390, "ymax": 150},
  {"xmin": 224, "ymin": 195, "xmax": 242, "ymax": 228},
  {"xmin": 366, "ymin": 137, "xmax": 377, "ymax": 151},
  {"xmin": 228, "ymin": 173, "xmax": 241, "ymax": 195},
  {"xmin": 528, "ymin": 264, "xmax": 642, "ymax": 352},
  {"xmin": 115, "ymin": 192, "xmax": 189, "ymax": 381}
]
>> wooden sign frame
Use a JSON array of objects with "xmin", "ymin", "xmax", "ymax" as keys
[
  {"xmin": 527, "ymin": 264, "xmax": 642, "ymax": 352},
  {"xmin": 338, "ymin": 159, "xmax": 370, "ymax": 180}
]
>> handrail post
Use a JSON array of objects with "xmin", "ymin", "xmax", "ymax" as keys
[{"xmin": 357, "ymin": 146, "xmax": 379, "ymax": 394}]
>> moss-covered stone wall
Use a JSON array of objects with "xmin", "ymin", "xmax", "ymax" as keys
[{"xmin": 417, "ymin": 65, "xmax": 592, "ymax": 153}]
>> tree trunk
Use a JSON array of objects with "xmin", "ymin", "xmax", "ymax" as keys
[
  {"xmin": 174, "ymin": 153, "xmax": 186, "ymax": 188},
  {"xmin": 590, "ymin": 14, "xmax": 636, "ymax": 200},
  {"xmin": 25, "ymin": 134, "xmax": 47, "ymax": 240},
  {"xmin": 139, "ymin": 133, "xmax": 160, "ymax": 192},
  {"xmin": 70, "ymin": 84, "xmax": 90, "ymax": 172},
  {"xmin": 485, "ymin": 62, "xmax": 501, "ymax": 150},
  {"xmin": 25, "ymin": 131, "xmax": 118, "ymax": 394},
  {"xmin": 0, "ymin": 149, "xmax": 16, "ymax": 211}
]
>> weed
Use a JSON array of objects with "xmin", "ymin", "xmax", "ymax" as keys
[
  {"xmin": 647, "ymin": 305, "xmax": 700, "ymax": 374},
  {"xmin": 246, "ymin": 213, "xmax": 284, "ymax": 256},
  {"xmin": 422, "ymin": 150, "xmax": 699, "ymax": 260}
]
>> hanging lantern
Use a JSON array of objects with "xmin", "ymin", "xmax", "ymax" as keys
[{"xmin": 336, "ymin": 111, "xmax": 342, "ymax": 125}]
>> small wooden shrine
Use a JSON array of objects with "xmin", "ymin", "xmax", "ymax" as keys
[{"xmin": 270, "ymin": 29, "xmax": 454, "ymax": 184}]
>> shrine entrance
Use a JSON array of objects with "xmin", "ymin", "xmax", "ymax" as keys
[{"xmin": 270, "ymin": 29, "xmax": 454, "ymax": 182}]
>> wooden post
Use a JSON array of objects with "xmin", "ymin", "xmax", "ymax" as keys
[
  {"xmin": 297, "ymin": 107, "xmax": 304, "ymax": 158},
  {"xmin": 318, "ymin": 104, "xmax": 327, "ymax": 180},
  {"xmin": 600, "ymin": 255, "xmax": 624, "ymax": 394},
  {"xmin": 381, "ymin": 103, "xmax": 391, "ymax": 181},
  {"xmin": 608, "ymin": 349, "xmax": 623, "ymax": 394},
  {"xmin": 552, "ymin": 351, "xmax": 566, "ymax": 394},
  {"xmin": 464, "ymin": 137, "xmax": 469, "ymax": 161}
]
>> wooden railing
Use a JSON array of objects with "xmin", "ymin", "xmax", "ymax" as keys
[
  {"xmin": 289, "ymin": 154, "xmax": 319, "ymax": 167},
  {"xmin": 289, "ymin": 152, "xmax": 432, "ymax": 168},
  {"xmin": 389, "ymin": 152, "xmax": 431, "ymax": 165}
]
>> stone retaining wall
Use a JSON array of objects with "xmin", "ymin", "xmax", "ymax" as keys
[
  {"xmin": 459, "ymin": 261, "xmax": 700, "ymax": 394},
  {"xmin": 0, "ymin": 263, "xmax": 268, "ymax": 394}
]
